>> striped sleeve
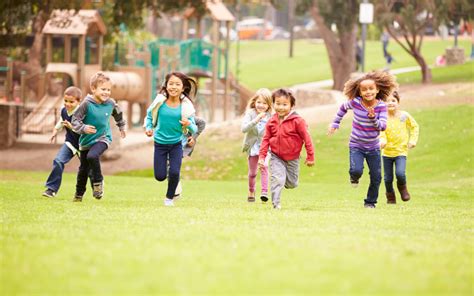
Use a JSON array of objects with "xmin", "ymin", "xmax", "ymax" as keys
[{"xmin": 331, "ymin": 100, "xmax": 353, "ymax": 129}]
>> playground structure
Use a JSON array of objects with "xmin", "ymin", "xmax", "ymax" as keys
[{"xmin": 18, "ymin": 1, "xmax": 251, "ymax": 136}]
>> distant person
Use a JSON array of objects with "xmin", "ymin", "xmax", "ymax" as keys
[
  {"xmin": 241, "ymin": 88, "xmax": 273, "ymax": 203},
  {"xmin": 258, "ymin": 89, "xmax": 315, "ymax": 210},
  {"xmin": 43, "ymin": 86, "xmax": 91, "ymax": 198},
  {"xmin": 380, "ymin": 91, "xmax": 419, "ymax": 204},
  {"xmin": 355, "ymin": 39, "xmax": 363, "ymax": 72},
  {"xmin": 435, "ymin": 54, "xmax": 446, "ymax": 66},
  {"xmin": 72, "ymin": 72, "xmax": 127, "ymax": 202},
  {"xmin": 144, "ymin": 72, "xmax": 197, "ymax": 206},
  {"xmin": 381, "ymin": 29, "xmax": 390, "ymax": 58},
  {"xmin": 327, "ymin": 71, "xmax": 397, "ymax": 208}
]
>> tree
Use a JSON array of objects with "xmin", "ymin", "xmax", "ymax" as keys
[
  {"xmin": 441, "ymin": 0, "xmax": 474, "ymax": 47},
  {"xmin": 297, "ymin": 0, "xmax": 359, "ymax": 91},
  {"xmin": 374, "ymin": 0, "xmax": 447, "ymax": 83}
]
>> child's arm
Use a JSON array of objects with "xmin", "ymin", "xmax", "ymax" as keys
[
  {"xmin": 327, "ymin": 101, "xmax": 351, "ymax": 136},
  {"xmin": 369, "ymin": 104, "xmax": 387, "ymax": 131},
  {"xmin": 379, "ymin": 131, "xmax": 387, "ymax": 148},
  {"xmin": 194, "ymin": 117, "xmax": 206, "ymax": 137},
  {"xmin": 258, "ymin": 124, "xmax": 271, "ymax": 168},
  {"xmin": 407, "ymin": 112, "xmax": 419, "ymax": 148},
  {"xmin": 180, "ymin": 116, "xmax": 198, "ymax": 135},
  {"xmin": 297, "ymin": 119, "xmax": 315, "ymax": 166},
  {"xmin": 241, "ymin": 110, "xmax": 263, "ymax": 133},
  {"xmin": 144, "ymin": 104, "xmax": 154, "ymax": 137},
  {"xmin": 71, "ymin": 100, "xmax": 96, "ymax": 135},
  {"xmin": 111, "ymin": 100, "xmax": 127, "ymax": 138}
]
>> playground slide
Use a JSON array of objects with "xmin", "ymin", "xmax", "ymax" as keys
[{"xmin": 22, "ymin": 93, "xmax": 63, "ymax": 134}]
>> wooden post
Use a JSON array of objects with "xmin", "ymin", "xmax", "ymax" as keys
[
  {"xmin": 182, "ymin": 18, "xmax": 189, "ymax": 40},
  {"xmin": 78, "ymin": 35, "xmax": 86, "ymax": 92},
  {"xmin": 64, "ymin": 35, "xmax": 71, "ymax": 63},
  {"xmin": 98, "ymin": 36, "xmax": 103, "ymax": 67},
  {"xmin": 223, "ymin": 21, "xmax": 232, "ymax": 121},
  {"xmin": 211, "ymin": 20, "xmax": 219, "ymax": 122},
  {"xmin": 6, "ymin": 58, "xmax": 13, "ymax": 101},
  {"xmin": 20, "ymin": 71, "xmax": 26, "ymax": 106}
]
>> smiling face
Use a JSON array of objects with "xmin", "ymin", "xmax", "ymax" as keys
[
  {"xmin": 274, "ymin": 95, "xmax": 292, "ymax": 118},
  {"xmin": 359, "ymin": 79, "xmax": 378, "ymax": 103},
  {"xmin": 255, "ymin": 96, "xmax": 270, "ymax": 113},
  {"xmin": 166, "ymin": 75, "xmax": 184, "ymax": 99},
  {"xmin": 91, "ymin": 81, "xmax": 112, "ymax": 103},
  {"xmin": 386, "ymin": 95, "xmax": 399, "ymax": 112},
  {"xmin": 63, "ymin": 95, "xmax": 80, "ymax": 112}
]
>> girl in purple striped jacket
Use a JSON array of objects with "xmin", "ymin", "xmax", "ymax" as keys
[{"xmin": 327, "ymin": 71, "xmax": 397, "ymax": 208}]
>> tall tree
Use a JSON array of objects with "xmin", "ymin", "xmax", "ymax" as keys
[
  {"xmin": 297, "ymin": 0, "xmax": 359, "ymax": 91},
  {"xmin": 374, "ymin": 0, "xmax": 447, "ymax": 83}
]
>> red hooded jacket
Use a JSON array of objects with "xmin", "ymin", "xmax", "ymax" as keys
[{"xmin": 259, "ymin": 111, "xmax": 315, "ymax": 162}]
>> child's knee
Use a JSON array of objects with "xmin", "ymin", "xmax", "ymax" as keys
[
  {"xmin": 154, "ymin": 173, "xmax": 167, "ymax": 182},
  {"xmin": 350, "ymin": 168, "xmax": 363, "ymax": 178}
]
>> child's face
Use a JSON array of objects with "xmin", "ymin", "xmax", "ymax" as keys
[
  {"xmin": 64, "ymin": 95, "xmax": 80, "ymax": 111},
  {"xmin": 386, "ymin": 95, "xmax": 399, "ymax": 111},
  {"xmin": 359, "ymin": 79, "xmax": 378, "ymax": 102},
  {"xmin": 255, "ymin": 97, "xmax": 269, "ymax": 113},
  {"xmin": 274, "ymin": 96, "xmax": 292, "ymax": 118},
  {"xmin": 166, "ymin": 75, "xmax": 184, "ymax": 98},
  {"xmin": 92, "ymin": 81, "xmax": 112, "ymax": 102}
]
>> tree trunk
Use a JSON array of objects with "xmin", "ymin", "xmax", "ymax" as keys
[
  {"xmin": 413, "ymin": 51, "xmax": 432, "ymax": 83},
  {"xmin": 310, "ymin": 2, "xmax": 356, "ymax": 91}
]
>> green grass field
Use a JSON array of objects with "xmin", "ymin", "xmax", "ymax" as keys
[
  {"xmin": 1, "ymin": 105, "xmax": 473, "ymax": 295},
  {"xmin": 229, "ymin": 38, "xmax": 473, "ymax": 89}
]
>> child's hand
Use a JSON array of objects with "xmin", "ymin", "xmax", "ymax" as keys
[
  {"xmin": 327, "ymin": 126, "xmax": 338, "ymax": 136},
  {"xmin": 62, "ymin": 120, "xmax": 72, "ymax": 129},
  {"xmin": 84, "ymin": 125, "xmax": 97, "ymax": 134},
  {"xmin": 145, "ymin": 129, "xmax": 153, "ymax": 137},
  {"xmin": 179, "ymin": 118, "xmax": 191, "ymax": 128},
  {"xmin": 380, "ymin": 142, "xmax": 386, "ymax": 149},
  {"xmin": 258, "ymin": 159, "xmax": 265, "ymax": 169},
  {"xmin": 120, "ymin": 130, "xmax": 126, "ymax": 138},
  {"xmin": 408, "ymin": 143, "xmax": 416, "ymax": 149},
  {"xmin": 305, "ymin": 159, "xmax": 314, "ymax": 167},
  {"xmin": 367, "ymin": 107, "xmax": 375, "ymax": 118},
  {"xmin": 49, "ymin": 133, "xmax": 57, "ymax": 143},
  {"xmin": 187, "ymin": 136, "xmax": 195, "ymax": 147},
  {"xmin": 255, "ymin": 112, "xmax": 266, "ymax": 121}
]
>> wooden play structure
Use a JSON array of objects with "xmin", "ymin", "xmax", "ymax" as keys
[{"xmin": 22, "ymin": 9, "xmax": 152, "ymax": 133}]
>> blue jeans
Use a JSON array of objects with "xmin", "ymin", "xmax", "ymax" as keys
[
  {"xmin": 349, "ymin": 147, "xmax": 382, "ymax": 205},
  {"xmin": 76, "ymin": 142, "xmax": 108, "ymax": 195},
  {"xmin": 45, "ymin": 144, "xmax": 75, "ymax": 192},
  {"xmin": 383, "ymin": 156, "xmax": 407, "ymax": 193},
  {"xmin": 154, "ymin": 141, "xmax": 183, "ymax": 199}
]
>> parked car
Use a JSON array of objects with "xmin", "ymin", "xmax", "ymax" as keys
[{"xmin": 236, "ymin": 17, "xmax": 273, "ymax": 40}]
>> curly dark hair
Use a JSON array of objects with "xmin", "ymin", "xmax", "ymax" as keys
[
  {"xmin": 343, "ymin": 71, "xmax": 398, "ymax": 101},
  {"xmin": 272, "ymin": 88, "xmax": 296, "ymax": 107}
]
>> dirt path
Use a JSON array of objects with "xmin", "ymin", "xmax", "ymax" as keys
[{"xmin": 1, "ymin": 82, "xmax": 471, "ymax": 175}]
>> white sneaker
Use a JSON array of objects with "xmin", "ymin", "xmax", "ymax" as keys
[
  {"xmin": 273, "ymin": 204, "xmax": 281, "ymax": 210},
  {"xmin": 164, "ymin": 198, "xmax": 174, "ymax": 206}
]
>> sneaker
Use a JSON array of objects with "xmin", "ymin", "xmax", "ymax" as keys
[
  {"xmin": 92, "ymin": 181, "xmax": 104, "ymax": 200},
  {"xmin": 72, "ymin": 194, "xmax": 83, "ymax": 202},
  {"xmin": 247, "ymin": 196, "xmax": 255, "ymax": 202},
  {"xmin": 350, "ymin": 178, "xmax": 359, "ymax": 188},
  {"xmin": 364, "ymin": 203, "xmax": 376, "ymax": 208},
  {"xmin": 260, "ymin": 195, "xmax": 268, "ymax": 203},
  {"xmin": 42, "ymin": 188, "xmax": 56, "ymax": 198},
  {"xmin": 273, "ymin": 204, "xmax": 281, "ymax": 210},
  {"xmin": 164, "ymin": 197, "xmax": 174, "ymax": 206}
]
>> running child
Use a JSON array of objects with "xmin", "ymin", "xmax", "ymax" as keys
[
  {"xmin": 259, "ymin": 88, "xmax": 315, "ymax": 209},
  {"xmin": 241, "ymin": 88, "xmax": 273, "ymax": 203},
  {"xmin": 145, "ymin": 72, "xmax": 198, "ymax": 206},
  {"xmin": 380, "ymin": 91, "xmax": 419, "ymax": 203},
  {"xmin": 71, "ymin": 72, "xmax": 127, "ymax": 201},
  {"xmin": 327, "ymin": 71, "xmax": 397, "ymax": 208}
]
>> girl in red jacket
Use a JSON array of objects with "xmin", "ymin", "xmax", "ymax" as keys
[{"xmin": 258, "ymin": 89, "xmax": 315, "ymax": 209}]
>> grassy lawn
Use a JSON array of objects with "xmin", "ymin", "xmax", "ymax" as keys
[
  {"xmin": 229, "ymin": 38, "xmax": 473, "ymax": 90},
  {"xmin": 1, "ymin": 105, "xmax": 473, "ymax": 295}
]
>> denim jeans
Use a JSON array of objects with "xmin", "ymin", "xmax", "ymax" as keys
[
  {"xmin": 349, "ymin": 147, "xmax": 382, "ymax": 205},
  {"xmin": 76, "ymin": 142, "xmax": 108, "ymax": 196},
  {"xmin": 382, "ymin": 156, "xmax": 407, "ymax": 193},
  {"xmin": 154, "ymin": 141, "xmax": 183, "ymax": 199},
  {"xmin": 45, "ymin": 144, "xmax": 75, "ymax": 192}
]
